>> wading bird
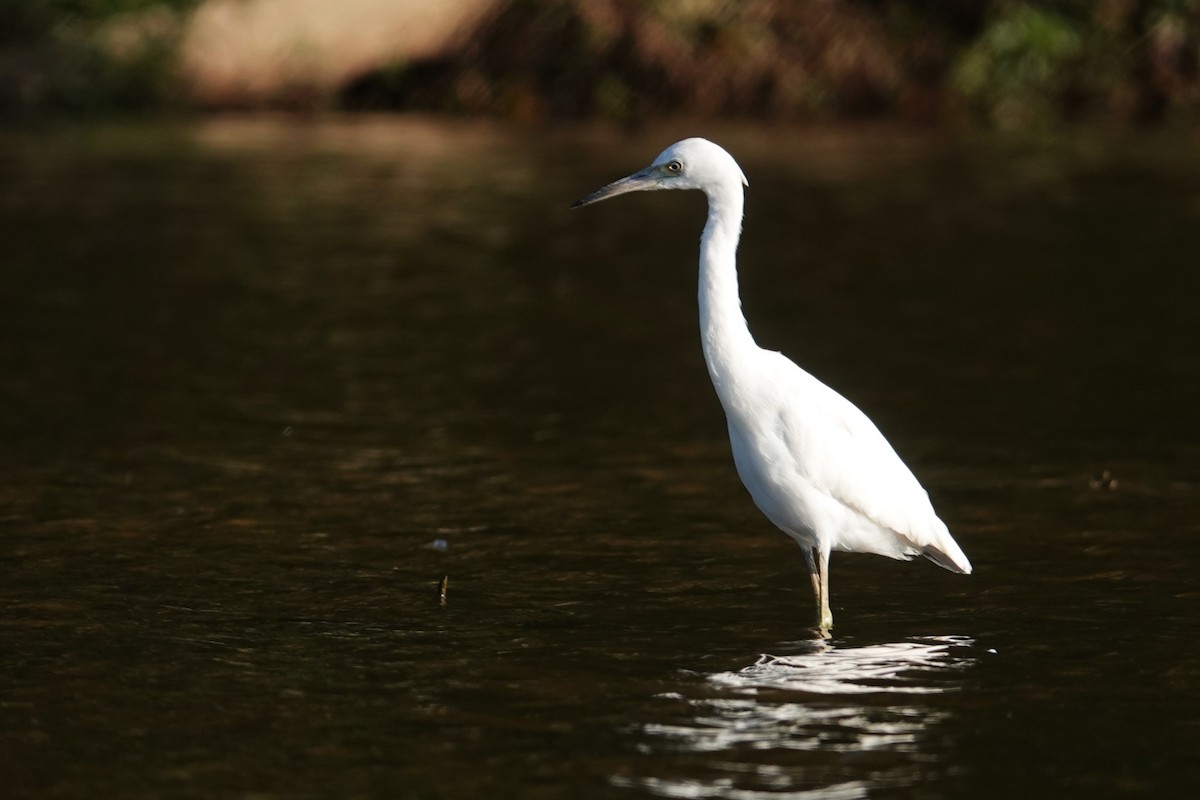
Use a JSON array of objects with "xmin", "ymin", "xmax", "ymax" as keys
[{"xmin": 573, "ymin": 138, "xmax": 971, "ymax": 632}]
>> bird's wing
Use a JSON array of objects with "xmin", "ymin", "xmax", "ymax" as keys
[{"xmin": 763, "ymin": 351, "xmax": 970, "ymax": 572}]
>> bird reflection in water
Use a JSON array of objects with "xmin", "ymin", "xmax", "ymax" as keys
[{"xmin": 615, "ymin": 636, "xmax": 975, "ymax": 799}]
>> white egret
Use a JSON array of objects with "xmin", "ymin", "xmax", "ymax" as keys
[{"xmin": 573, "ymin": 138, "xmax": 971, "ymax": 632}]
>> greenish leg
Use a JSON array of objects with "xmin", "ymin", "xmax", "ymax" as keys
[
  {"xmin": 818, "ymin": 548, "xmax": 833, "ymax": 632},
  {"xmin": 802, "ymin": 546, "xmax": 831, "ymax": 634}
]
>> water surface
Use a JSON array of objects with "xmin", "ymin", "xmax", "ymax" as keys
[{"xmin": 1, "ymin": 119, "xmax": 1198, "ymax": 798}]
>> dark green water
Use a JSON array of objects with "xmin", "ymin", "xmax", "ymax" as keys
[{"xmin": 1, "ymin": 118, "xmax": 1198, "ymax": 799}]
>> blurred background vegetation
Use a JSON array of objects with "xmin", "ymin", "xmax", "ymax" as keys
[{"xmin": 0, "ymin": 0, "xmax": 1197, "ymax": 126}]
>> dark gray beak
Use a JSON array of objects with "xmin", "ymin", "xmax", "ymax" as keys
[{"xmin": 571, "ymin": 167, "xmax": 658, "ymax": 208}]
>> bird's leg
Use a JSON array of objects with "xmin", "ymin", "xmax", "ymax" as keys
[
  {"xmin": 818, "ymin": 548, "xmax": 833, "ymax": 632},
  {"xmin": 801, "ymin": 547, "xmax": 822, "ymax": 627}
]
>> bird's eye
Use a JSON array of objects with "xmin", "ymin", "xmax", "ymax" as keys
[{"xmin": 666, "ymin": 161, "xmax": 682, "ymax": 173}]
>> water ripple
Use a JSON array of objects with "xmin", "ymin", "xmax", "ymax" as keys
[
  {"xmin": 617, "ymin": 636, "xmax": 975, "ymax": 799},
  {"xmin": 710, "ymin": 635, "xmax": 974, "ymax": 697}
]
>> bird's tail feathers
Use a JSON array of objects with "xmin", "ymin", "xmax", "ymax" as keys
[{"xmin": 921, "ymin": 541, "xmax": 972, "ymax": 574}]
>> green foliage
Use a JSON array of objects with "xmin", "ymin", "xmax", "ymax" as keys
[
  {"xmin": 950, "ymin": 0, "xmax": 1200, "ymax": 125},
  {"xmin": 2, "ymin": 0, "xmax": 1198, "ymax": 123},
  {"xmin": 953, "ymin": 4, "xmax": 1084, "ymax": 126},
  {"xmin": 44, "ymin": 23, "xmax": 182, "ymax": 113},
  {"xmin": 0, "ymin": 0, "xmax": 198, "ymax": 44},
  {"xmin": 0, "ymin": 1, "xmax": 192, "ymax": 115}
]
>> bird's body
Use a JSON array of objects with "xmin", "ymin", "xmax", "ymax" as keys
[{"xmin": 574, "ymin": 138, "xmax": 970, "ymax": 631}]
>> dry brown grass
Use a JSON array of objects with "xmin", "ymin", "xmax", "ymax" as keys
[{"xmin": 177, "ymin": 0, "xmax": 500, "ymax": 106}]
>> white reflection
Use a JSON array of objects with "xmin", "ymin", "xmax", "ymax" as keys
[
  {"xmin": 710, "ymin": 636, "xmax": 973, "ymax": 696},
  {"xmin": 621, "ymin": 775, "xmax": 870, "ymax": 800},
  {"xmin": 616, "ymin": 636, "xmax": 975, "ymax": 799}
]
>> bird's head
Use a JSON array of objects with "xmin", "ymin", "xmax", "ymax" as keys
[{"xmin": 572, "ymin": 138, "xmax": 748, "ymax": 208}]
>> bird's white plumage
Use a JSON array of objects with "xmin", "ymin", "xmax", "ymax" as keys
[
  {"xmin": 726, "ymin": 347, "xmax": 969, "ymax": 569},
  {"xmin": 573, "ymin": 137, "xmax": 971, "ymax": 630}
]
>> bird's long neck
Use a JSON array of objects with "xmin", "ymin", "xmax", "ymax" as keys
[{"xmin": 698, "ymin": 185, "xmax": 757, "ymax": 407}]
